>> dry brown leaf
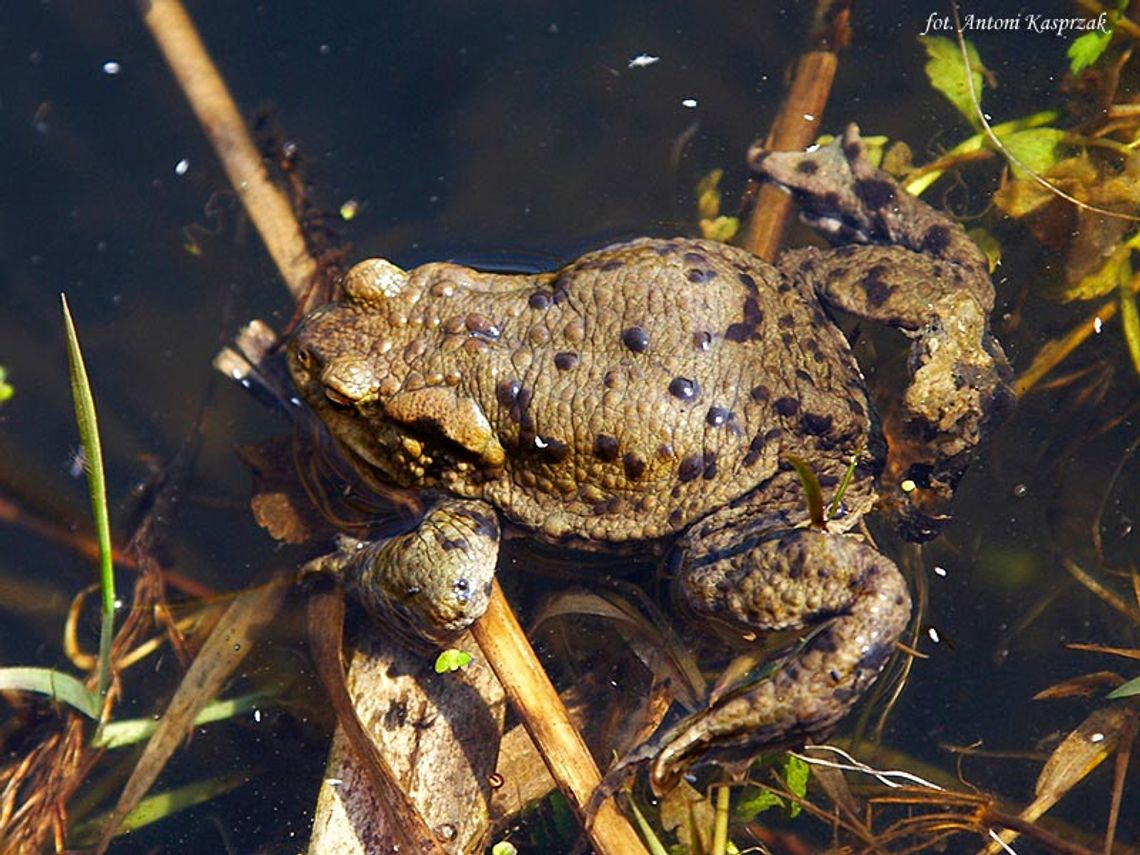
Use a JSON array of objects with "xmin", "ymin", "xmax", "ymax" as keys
[{"xmin": 1033, "ymin": 671, "xmax": 1126, "ymax": 700}]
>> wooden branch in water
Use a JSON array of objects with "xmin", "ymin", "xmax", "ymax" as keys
[
  {"xmin": 741, "ymin": 1, "xmax": 851, "ymax": 263},
  {"xmin": 470, "ymin": 580, "xmax": 649, "ymax": 855},
  {"xmin": 140, "ymin": 0, "xmax": 318, "ymax": 300}
]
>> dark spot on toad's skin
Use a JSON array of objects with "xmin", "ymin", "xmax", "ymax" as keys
[
  {"xmin": 778, "ymin": 314, "xmax": 795, "ymax": 329},
  {"xmin": 818, "ymin": 474, "xmax": 839, "ymax": 487},
  {"xmin": 592, "ymin": 496, "xmax": 622, "ymax": 515},
  {"xmin": 801, "ymin": 412, "xmax": 834, "ymax": 436},
  {"xmin": 847, "ymin": 398, "xmax": 865, "ymax": 416},
  {"xmin": 724, "ymin": 323, "xmax": 750, "ymax": 343},
  {"xmin": 737, "ymin": 272, "xmax": 758, "ymax": 293},
  {"xmin": 796, "ymin": 158, "xmax": 819, "ymax": 175},
  {"xmin": 843, "ymin": 139, "xmax": 861, "ymax": 159},
  {"xmin": 922, "ymin": 224, "xmax": 951, "ymax": 255},
  {"xmin": 669, "ymin": 377, "xmax": 700, "ymax": 400},
  {"xmin": 780, "ymin": 332, "xmax": 794, "ymax": 346},
  {"xmin": 512, "ymin": 387, "xmax": 534, "ymax": 429},
  {"xmin": 750, "ymin": 433, "xmax": 767, "ymax": 453},
  {"xmin": 765, "ymin": 427, "xmax": 785, "ymax": 442},
  {"xmin": 622, "ymin": 452, "xmax": 646, "ymax": 480},
  {"xmin": 794, "ymin": 369, "xmax": 813, "ymax": 384},
  {"xmin": 541, "ymin": 437, "xmax": 569, "ymax": 464},
  {"xmin": 687, "ymin": 267, "xmax": 718, "ymax": 283},
  {"xmin": 439, "ymin": 536, "xmax": 468, "ymax": 552},
  {"xmin": 706, "ymin": 406, "xmax": 730, "ymax": 427},
  {"xmin": 600, "ymin": 259, "xmax": 625, "ymax": 272},
  {"xmin": 528, "ymin": 290, "xmax": 553, "ymax": 310},
  {"xmin": 552, "ymin": 276, "xmax": 572, "ymax": 305},
  {"xmin": 775, "ymin": 396, "xmax": 800, "ymax": 417},
  {"xmin": 683, "ymin": 251, "xmax": 707, "ymax": 265},
  {"xmin": 855, "ymin": 178, "xmax": 895, "ymax": 211},
  {"xmin": 668, "ymin": 508, "xmax": 683, "ymax": 526},
  {"xmin": 750, "ymin": 384, "xmax": 770, "ymax": 402},
  {"xmin": 593, "ymin": 434, "xmax": 620, "ymax": 462},
  {"xmin": 496, "ymin": 379, "xmax": 521, "ymax": 407},
  {"xmin": 702, "ymin": 451, "xmax": 718, "ymax": 480},
  {"xmin": 861, "ymin": 265, "xmax": 893, "ymax": 308},
  {"xmin": 742, "ymin": 450, "xmax": 760, "ymax": 466},
  {"xmin": 461, "ymin": 509, "xmax": 499, "ymax": 540},
  {"xmin": 465, "ymin": 313, "xmax": 500, "ymax": 338},
  {"xmin": 554, "ymin": 351, "xmax": 579, "ymax": 371},
  {"xmin": 678, "ymin": 454, "xmax": 702, "ymax": 482},
  {"xmin": 726, "ymin": 296, "xmax": 764, "ymax": 342},
  {"xmin": 693, "ymin": 330, "xmax": 713, "ymax": 350},
  {"xmin": 622, "ymin": 326, "xmax": 650, "ymax": 353}
]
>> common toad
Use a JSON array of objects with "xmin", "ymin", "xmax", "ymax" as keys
[{"xmin": 288, "ymin": 126, "xmax": 1010, "ymax": 790}]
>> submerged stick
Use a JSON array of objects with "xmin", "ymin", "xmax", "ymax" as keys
[
  {"xmin": 741, "ymin": 1, "xmax": 851, "ymax": 262},
  {"xmin": 140, "ymin": 0, "xmax": 317, "ymax": 300},
  {"xmin": 470, "ymin": 581, "xmax": 649, "ymax": 854}
]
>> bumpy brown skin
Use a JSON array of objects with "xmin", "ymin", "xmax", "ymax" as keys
[{"xmin": 288, "ymin": 125, "xmax": 1009, "ymax": 791}]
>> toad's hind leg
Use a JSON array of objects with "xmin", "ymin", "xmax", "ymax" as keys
[
  {"xmin": 757, "ymin": 126, "xmax": 1012, "ymax": 537},
  {"xmin": 651, "ymin": 524, "xmax": 909, "ymax": 793}
]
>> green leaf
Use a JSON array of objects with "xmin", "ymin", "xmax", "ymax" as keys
[
  {"xmin": 919, "ymin": 35, "xmax": 987, "ymax": 127},
  {"xmin": 1000, "ymin": 127, "xmax": 1066, "ymax": 178},
  {"xmin": 781, "ymin": 754, "xmax": 810, "ymax": 818},
  {"xmin": 433, "ymin": 648, "xmax": 472, "ymax": 673},
  {"xmin": 0, "ymin": 666, "xmax": 102, "ymax": 719},
  {"xmin": 1068, "ymin": 30, "xmax": 1113, "ymax": 75},
  {"xmin": 733, "ymin": 786, "xmax": 785, "ymax": 819},
  {"xmin": 1118, "ymin": 256, "xmax": 1140, "ymax": 377},
  {"xmin": 967, "ymin": 228, "xmax": 1003, "ymax": 274},
  {"xmin": 1107, "ymin": 674, "xmax": 1140, "ymax": 699},
  {"xmin": 0, "ymin": 366, "xmax": 13, "ymax": 404},
  {"xmin": 491, "ymin": 842, "xmax": 519, "ymax": 855},
  {"xmin": 1068, "ymin": 0, "xmax": 1125, "ymax": 75},
  {"xmin": 62, "ymin": 294, "xmax": 116, "ymax": 701}
]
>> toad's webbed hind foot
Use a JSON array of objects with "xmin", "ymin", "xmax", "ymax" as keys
[
  {"xmin": 649, "ymin": 525, "xmax": 910, "ymax": 793},
  {"xmin": 752, "ymin": 125, "xmax": 1012, "ymax": 538}
]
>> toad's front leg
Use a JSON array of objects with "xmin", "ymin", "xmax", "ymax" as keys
[
  {"xmin": 651, "ymin": 513, "xmax": 910, "ymax": 793},
  {"xmin": 754, "ymin": 126, "xmax": 1013, "ymax": 538},
  {"xmin": 343, "ymin": 497, "xmax": 501, "ymax": 644}
]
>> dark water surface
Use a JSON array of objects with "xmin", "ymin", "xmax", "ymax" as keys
[{"xmin": 2, "ymin": 2, "xmax": 1137, "ymax": 852}]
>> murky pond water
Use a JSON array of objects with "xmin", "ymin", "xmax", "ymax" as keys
[{"xmin": 2, "ymin": 1, "xmax": 1137, "ymax": 852}]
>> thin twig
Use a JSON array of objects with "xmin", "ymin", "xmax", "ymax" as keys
[{"xmin": 139, "ymin": 0, "xmax": 318, "ymax": 300}]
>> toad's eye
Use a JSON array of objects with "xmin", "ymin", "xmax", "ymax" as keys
[{"xmin": 294, "ymin": 347, "xmax": 313, "ymax": 371}]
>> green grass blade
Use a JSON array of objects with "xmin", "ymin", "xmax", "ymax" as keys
[
  {"xmin": 95, "ymin": 691, "xmax": 276, "ymax": 749},
  {"xmin": 61, "ymin": 294, "xmax": 116, "ymax": 702},
  {"xmin": 0, "ymin": 666, "xmax": 103, "ymax": 719},
  {"xmin": 786, "ymin": 454, "xmax": 825, "ymax": 528},
  {"xmin": 69, "ymin": 772, "xmax": 249, "ymax": 845},
  {"xmin": 1119, "ymin": 262, "xmax": 1140, "ymax": 376}
]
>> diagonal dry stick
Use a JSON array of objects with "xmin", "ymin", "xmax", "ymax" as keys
[{"xmin": 138, "ymin": 0, "xmax": 647, "ymax": 852}]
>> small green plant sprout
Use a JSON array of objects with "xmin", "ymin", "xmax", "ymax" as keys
[
  {"xmin": 788, "ymin": 452, "xmax": 860, "ymax": 528},
  {"xmin": 434, "ymin": 648, "xmax": 473, "ymax": 674}
]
